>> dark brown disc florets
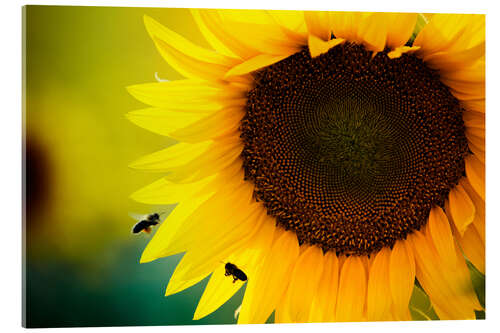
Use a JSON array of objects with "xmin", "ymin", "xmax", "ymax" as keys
[{"xmin": 240, "ymin": 43, "xmax": 469, "ymax": 256}]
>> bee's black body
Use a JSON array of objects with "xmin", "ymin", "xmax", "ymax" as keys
[
  {"xmin": 147, "ymin": 213, "xmax": 160, "ymax": 221},
  {"xmin": 224, "ymin": 262, "xmax": 247, "ymax": 283},
  {"xmin": 132, "ymin": 213, "xmax": 161, "ymax": 234}
]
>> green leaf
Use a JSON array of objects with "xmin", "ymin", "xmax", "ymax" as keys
[
  {"xmin": 475, "ymin": 310, "xmax": 485, "ymax": 320},
  {"xmin": 467, "ymin": 260, "xmax": 485, "ymax": 310},
  {"xmin": 409, "ymin": 282, "xmax": 439, "ymax": 320},
  {"xmin": 408, "ymin": 14, "xmax": 428, "ymax": 45}
]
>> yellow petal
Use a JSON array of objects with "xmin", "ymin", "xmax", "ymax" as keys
[
  {"xmin": 448, "ymin": 183, "xmax": 476, "ymax": 235},
  {"xmin": 440, "ymin": 59, "xmax": 485, "ymax": 83},
  {"xmin": 331, "ymin": 12, "xmax": 410, "ymax": 53},
  {"xmin": 355, "ymin": 13, "xmax": 389, "ymax": 52},
  {"xmin": 195, "ymin": 159, "xmax": 245, "ymax": 198},
  {"xmin": 143, "ymin": 15, "xmax": 238, "ymax": 80},
  {"xmin": 330, "ymin": 12, "xmax": 363, "ymax": 43},
  {"xmin": 140, "ymin": 161, "xmax": 244, "ymax": 262},
  {"xmin": 304, "ymin": 11, "xmax": 331, "ymax": 41},
  {"xmin": 391, "ymin": 304, "xmax": 411, "ymax": 321},
  {"xmin": 462, "ymin": 99, "xmax": 485, "ymax": 114},
  {"xmin": 166, "ymin": 185, "xmax": 263, "ymax": 280},
  {"xmin": 143, "ymin": 165, "xmax": 242, "ymax": 243},
  {"xmin": 267, "ymin": 10, "xmax": 308, "ymax": 44},
  {"xmin": 274, "ymin": 293, "xmax": 291, "ymax": 323},
  {"xmin": 274, "ymin": 297, "xmax": 292, "ymax": 324},
  {"xmin": 427, "ymin": 206, "xmax": 457, "ymax": 269},
  {"xmin": 335, "ymin": 255, "xmax": 367, "ymax": 322},
  {"xmin": 441, "ymin": 80, "xmax": 484, "ymax": 99},
  {"xmin": 440, "ymin": 60, "xmax": 486, "ymax": 88},
  {"xmin": 454, "ymin": 224, "xmax": 485, "ymax": 274},
  {"xmin": 463, "ymin": 110, "xmax": 485, "ymax": 130},
  {"xmin": 282, "ymin": 245, "xmax": 324, "ymax": 323},
  {"xmin": 423, "ymin": 41, "xmax": 484, "ymax": 73},
  {"xmin": 130, "ymin": 137, "xmax": 242, "ymax": 184},
  {"xmin": 465, "ymin": 105, "xmax": 486, "ymax": 121},
  {"xmin": 166, "ymin": 209, "xmax": 265, "ymax": 296},
  {"xmin": 465, "ymin": 154, "xmax": 485, "ymax": 200},
  {"xmin": 162, "ymin": 138, "xmax": 243, "ymax": 184},
  {"xmin": 309, "ymin": 251, "xmax": 339, "ymax": 322},
  {"xmin": 224, "ymin": 23, "xmax": 302, "ymax": 57},
  {"xmin": 389, "ymin": 240, "xmax": 416, "ymax": 320},
  {"xmin": 467, "ymin": 130, "xmax": 485, "ymax": 145},
  {"xmin": 170, "ymin": 107, "xmax": 245, "ymax": 143},
  {"xmin": 187, "ymin": 214, "xmax": 276, "ymax": 319},
  {"xmin": 267, "ymin": 10, "xmax": 307, "ymax": 34},
  {"xmin": 460, "ymin": 177, "xmax": 485, "ymax": 244},
  {"xmin": 130, "ymin": 138, "xmax": 242, "ymax": 184},
  {"xmin": 308, "ymin": 35, "xmax": 345, "ymax": 58},
  {"xmin": 466, "ymin": 130, "xmax": 485, "ymax": 152},
  {"xmin": 409, "ymin": 229, "xmax": 481, "ymax": 319},
  {"xmin": 140, "ymin": 191, "xmax": 213, "ymax": 263},
  {"xmin": 126, "ymin": 108, "xmax": 207, "ymax": 137},
  {"xmin": 226, "ymin": 215, "xmax": 277, "ymax": 318},
  {"xmin": 225, "ymin": 54, "xmax": 289, "ymax": 78},
  {"xmin": 233, "ymin": 213, "xmax": 278, "ymax": 279},
  {"xmin": 385, "ymin": 13, "xmax": 418, "ymax": 49},
  {"xmin": 129, "ymin": 141, "xmax": 212, "ymax": 172},
  {"xmin": 414, "ymin": 14, "xmax": 485, "ymax": 58},
  {"xmin": 452, "ymin": 86, "xmax": 485, "ymax": 103},
  {"xmin": 126, "ymin": 80, "xmax": 245, "ymax": 109},
  {"xmin": 130, "ymin": 175, "xmax": 214, "ymax": 205},
  {"xmin": 469, "ymin": 142, "xmax": 485, "ymax": 164},
  {"xmin": 466, "ymin": 127, "xmax": 485, "ymax": 140},
  {"xmin": 165, "ymin": 253, "xmax": 211, "ymax": 296},
  {"xmin": 238, "ymin": 228, "xmax": 299, "ymax": 324},
  {"xmin": 130, "ymin": 138, "xmax": 241, "ymax": 184},
  {"xmin": 366, "ymin": 247, "xmax": 392, "ymax": 321},
  {"xmin": 190, "ymin": 9, "xmax": 240, "ymax": 58},
  {"xmin": 193, "ymin": 262, "xmax": 244, "ymax": 320},
  {"xmin": 387, "ymin": 46, "xmax": 420, "ymax": 59},
  {"xmin": 191, "ymin": 9, "xmax": 258, "ymax": 59},
  {"xmin": 466, "ymin": 133, "xmax": 486, "ymax": 153},
  {"xmin": 193, "ymin": 227, "xmax": 275, "ymax": 321}
]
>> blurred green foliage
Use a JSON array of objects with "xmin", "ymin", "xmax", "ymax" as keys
[
  {"xmin": 26, "ymin": 242, "xmax": 247, "ymax": 327},
  {"xmin": 409, "ymin": 283, "xmax": 439, "ymax": 320}
]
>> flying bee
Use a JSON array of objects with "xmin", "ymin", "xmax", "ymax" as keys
[
  {"xmin": 223, "ymin": 262, "xmax": 247, "ymax": 283},
  {"xmin": 130, "ymin": 212, "xmax": 164, "ymax": 234}
]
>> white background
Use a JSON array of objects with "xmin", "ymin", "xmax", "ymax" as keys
[{"xmin": 1, "ymin": 0, "xmax": 498, "ymax": 332}]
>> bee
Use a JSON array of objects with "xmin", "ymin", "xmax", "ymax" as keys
[
  {"xmin": 131, "ymin": 212, "xmax": 164, "ymax": 234},
  {"xmin": 224, "ymin": 262, "xmax": 248, "ymax": 283}
]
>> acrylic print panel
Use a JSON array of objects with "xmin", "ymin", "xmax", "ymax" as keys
[{"xmin": 23, "ymin": 5, "xmax": 485, "ymax": 327}]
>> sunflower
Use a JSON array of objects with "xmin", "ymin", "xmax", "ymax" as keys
[{"xmin": 127, "ymin": 10, "xmax": 485, "ymax": 323}]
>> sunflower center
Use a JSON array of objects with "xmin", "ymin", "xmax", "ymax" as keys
[{"xmin": 240, "ymin": 43, "xmax": 469, "ymax": 255}]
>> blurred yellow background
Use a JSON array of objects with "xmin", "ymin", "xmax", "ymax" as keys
[{"xmin": 24, "ymin": 5, "xmax": 244, "ymax": 327}]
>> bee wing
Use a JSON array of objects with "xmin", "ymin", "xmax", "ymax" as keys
[
  {"xmin": 129, "ymin": 212, "xmax": 147, "ymax": 221},
  {"xmin": 151, "ymin": 206, "xmax": 172, "ymax": 217}
]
